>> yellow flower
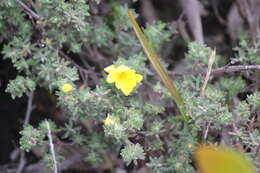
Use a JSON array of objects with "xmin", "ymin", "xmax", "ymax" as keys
[
  {"xmin": 104, "ymin": 65, "xmax": 143, "ymax": 96},
  {"xmin": 61, "ymin": 84, "xmax": 73, "ymax": 93},
  {"xmin": 103, "ymin": 116, "xmax": 114, "ymax": 126},
  {"xmin": 194, "ymin": 144, "xmax": 255, "ymax": 173},
  {"xmin": 187, "ymin": 143, "xmax": 193, "ymax": 149}
]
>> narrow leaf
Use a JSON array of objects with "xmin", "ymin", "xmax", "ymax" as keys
[{"xmin": 127, "ymin": 10, "xmax": 187, "ymax": 121}]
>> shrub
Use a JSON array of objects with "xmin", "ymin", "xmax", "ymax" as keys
[{"xmin": 0, "ymin": 0, "xmax": 259, "ymax": 172}]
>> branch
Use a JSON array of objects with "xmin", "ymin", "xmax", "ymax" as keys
[
  {"xmin": 59, "ymin": 50, "xmax": 99, "ymax": 85},
  {"xmin": 24, "ymin": 152, "xmax": 88, "ymax": 173},
  {"xmin": 16, "ymin": 91, "xmax": 35, "ymax": 173},
  {"xmin": 16, "ymin": 0, "xmax": 43, "ymax": 20},
  {"xmin": 46, "ymin": 120, "xmax": 58, "ymax": 173},
  {"xmin": 24, "ymin": 91, "xmax": 34, "ymax": 125},
  {"xmin": 169, "ymin": 65, "xmax": 260, "ymax": 76},
  {"xmin": 181, "ymin": 0, "xmax": 204, "ymax": 43},
  {"xmin": 210, "ymin": 65, "xmax": 260, "ymax": 74},
  {"xmin": 59, "ymin": 50, "xmax": 90, "ymax": 74}
]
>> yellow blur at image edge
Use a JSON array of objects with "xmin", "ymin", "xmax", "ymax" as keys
[{"xmin": 194, "ymin": 145, "xmax": 256, "ymax": 173}]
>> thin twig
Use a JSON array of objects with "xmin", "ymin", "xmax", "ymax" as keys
[
  {"xmin": 200, "ymin": 48, "xmax": 216, "ymax": 97},
  {"xmin": 59, "ymin": 50, "xmax": 90, "ymax": 85},
  {"xmin": 24, "ymin": 91, "xmax": 34, "ymax": 125},
  {"xmin": 169, "ymin": 65, "xmax": 260, "ymax": 76},
  {"xmin": 16, "ymin": 0, "xmax": 43, "ymax": 20},
  {"xmin": 59, "ymin": 50, "xmax": 90, "ymax": 74},
  {"xmin": 249, "ymin": 133, "xmax": 259, "ymax": 146},
  {"xmin": 211, "ymin": 65, "xmax": 260, "ymax": 73},
  {"xmin": 46, "ymin": 120, "xmax": 58, "ymax": 173},
  {"xmin": 16, "ymin": 152, "xmax": 26, "ymax": 173},
  {"xmin": 59, "ymin": 50, "xmax": 99, "ymax": 85},
  {"xmin": 16, "ymin": 91, "xmax": 34, "ymax": 173},
  {"xmin": 20, "ymin": 152, "xmax": 88, "ymax": 173},
  {"xmin": 204, "ymin": 123, "xmax": 210, "ymax": 140}
]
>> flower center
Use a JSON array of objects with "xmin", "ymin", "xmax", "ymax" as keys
[{"xmin": 118, "ymin": 71, "xmax": 128, "ymax": 79}]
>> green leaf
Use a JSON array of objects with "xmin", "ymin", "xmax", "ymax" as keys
[{"xmin": 127, "ymin": 10, "xmax": 187, "ymax": 121}]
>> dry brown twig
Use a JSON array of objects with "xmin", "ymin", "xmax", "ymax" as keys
[
  {"xmin": 200, "ymin": 48, "xmax": 216, "ymax": 97},
  {"xmin": 169, "ymin": 64, "xmax": 260, "ymax": 76}
]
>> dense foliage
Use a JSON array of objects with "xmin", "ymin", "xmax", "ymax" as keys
[{"xmin": 0, "ymin": 0, "xmax": 259, "ymax": 172}]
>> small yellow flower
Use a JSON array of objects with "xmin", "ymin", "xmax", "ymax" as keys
[
  {"xmin": 104, "ymin": 65, "xmax": 143, "ymax": 96},
  {"xmin": 61, "ymin": 84, "xmax": 73, "ymax": 93},
  {"xmin": 103, "ymin": 116, "xmax": 114, "ymax": 126},
  {"xmin": 187, "ymin": 143, "xmax": 193, "ymax": 149}
]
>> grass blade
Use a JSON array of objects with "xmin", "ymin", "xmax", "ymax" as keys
[{"xmin": 127, "ymin": 10, "xmax": 187, "ymax": 121}]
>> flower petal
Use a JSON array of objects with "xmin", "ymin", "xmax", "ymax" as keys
[
  {"xmin": 104, "ymin": 65, "xmax": 116, "ymax": 73},
  {"xmin": 107, "ymin": 73, "xmax": 118, "ymax": 83},
  {"xmin": 120, "ymin": 82, "xmax": 135, "ymax": 96},
  {"xmin": 117, "ymin": 65, "xmax": 130, "ymax": 72},
  {"xmin": 115, "ymin": 79, "xmax": 124, "ymax": 89},
  {"xmin": 134, "ymin": 74, "xmax": 143, "ymax": 83},
  {"xmin": 104, "ymin": 64, "xmax": 143, "ymax": 96},
  {"xmin": 195, "ymin": 145, "xmax": 255, "ymax": 173},
  {"xmin": 116, "ymin": 80, "xmax": 135, "ymax": 96},
  {"xmin": 120, "ymin": 86, "xmax": 134, "ymax": 96}
]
